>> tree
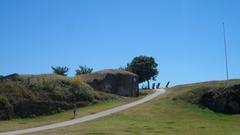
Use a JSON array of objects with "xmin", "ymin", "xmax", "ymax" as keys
[
  {"xmin": 75, "ymin": 65, "xmax": 93, "ymax": 75},
  {"xmin": 126, "ymin": 56, "xmax": 158, "ymax": 89},
  {"xmin": 51, "ymin": 66, "xmax": 69, "ymax": 76}
]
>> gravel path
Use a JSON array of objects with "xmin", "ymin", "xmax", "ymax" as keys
[{"xmin": 0, "ymin": 89, "xmax": 165, "ymax": 135}]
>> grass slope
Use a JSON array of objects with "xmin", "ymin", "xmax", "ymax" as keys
[
  {"xmin": 0, "ymin": 74, "xmax": 118, "ymax": 120},
  {"xmin": 172, "ymin": 79, "xmax": 240, "ymax": 113},
  {"xmin": 32, "ymin": 80, "xmax": 240, "ymax": 135}
]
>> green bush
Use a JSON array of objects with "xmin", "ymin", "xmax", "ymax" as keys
[
  {"xmin": 0, "ymin": 96, "xmax": 13, "ymax": 120},
  {"xmin": 51, "ymin": 66, "xmax": 69, "ymax": 76},
  {"xmin": 75, "ymin": 66, "xmax": 93, "ymax": 75},
  {"xmin": 200, "ymin": 84, "xmax": 240, "ymax": 114}
]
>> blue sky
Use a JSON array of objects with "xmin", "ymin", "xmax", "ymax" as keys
[{"xmin": 0, "ymin": 0, "xmax": 240, "ymax": 86}]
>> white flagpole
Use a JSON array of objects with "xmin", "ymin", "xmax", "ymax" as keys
[{"xmin": 222, "ymin": 22, "xmax": 229, "ymax": 80}]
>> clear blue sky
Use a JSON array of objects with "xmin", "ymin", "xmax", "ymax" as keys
[{"xmin": 0, "ymin": 0, "xmax": 240, "ymax": 86}]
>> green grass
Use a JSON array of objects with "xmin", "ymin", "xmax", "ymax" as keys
[
  {"xmin": 0, "ymin": 90, "xmax": 152, "ymax": 133},
  {"xmin": 32, "ymin": 80, "xmax": 240, "ymax": 135},
  {"xmin": 0, "ymin": 98, "xmax": 133, "ymax": 132}
]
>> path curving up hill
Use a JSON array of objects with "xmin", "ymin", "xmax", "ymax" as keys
[{"xmin": 0, "ymin": 89, "xmax": 165, "ymax": 135}]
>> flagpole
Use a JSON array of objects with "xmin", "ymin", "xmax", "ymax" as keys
[{"xmin": 222, "ymin": 22, "xmax": 229, "ymax": 80}]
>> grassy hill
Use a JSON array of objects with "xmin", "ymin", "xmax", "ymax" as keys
[
  {"xmin": 32, "ymin": 79, "xmax": 240, "ymax": 135},
  {"xmin": 172, "ymin": 79, "xmax": 240, "ymax": 114},
  {"xmin": 0, "ymin": 74, "xmax": 118, "ymax": 120}
]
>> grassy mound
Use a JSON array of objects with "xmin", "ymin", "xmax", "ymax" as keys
[
  {"xmin": 200, "ymin": 84, "xmax": 240, "ymax": 114},
  {"xmin": 0, "ymin": 74, "xmax": 117, "ymax": 120},
  {"xmin": 172, "ymin": 79, "xmax": 240, "ymax": 114},
  {"xmin": 80, "ymin": 69, "xmax": 137, "ymax": 82}
]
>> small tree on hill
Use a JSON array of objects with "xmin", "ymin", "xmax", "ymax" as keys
[
  {"xmin": 75, "ymin": 65, "xmax": 93, "ymax": 75},
  {"xmin": 126, "ymin": 56, "xmax": 158, "ymax": 89},
  {"xmin": 51, "ymin": 66, "xmax": 69, "ymax": 76}
]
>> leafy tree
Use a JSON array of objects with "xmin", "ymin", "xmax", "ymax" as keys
[
  {"xmin": 75, "ymin": 65, "xmax": 93, "ymax": 75},
  {"xmin": 51, "ymin": 66, "xmax": 69, "ymax": 76},
  {"xmin": 126, "ymin": 56, "xmax": 158, "ymax": 89}
]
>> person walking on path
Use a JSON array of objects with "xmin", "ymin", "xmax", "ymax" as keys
[{"xmin": 72, "ymin": 103, "xmax": 77, "ymax": 118}]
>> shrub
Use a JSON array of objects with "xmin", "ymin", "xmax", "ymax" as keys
[
  {"xmin": 0, "ymin": 96, "xmax": 13, "ymax": 120},
  {"xmin": 200, "ymin": 85, "xmax": 240, "ymax": 114},
  {"xmin": 75, "ymin": 66, "xmax": 93, "ymax": 75},
  {"xmin": 51, "ymin": 66, "xmax": 69, "ymax": 76},
  {"xmin": 71, "ymin": 76, "xmax": 84, "ymax": 85}
]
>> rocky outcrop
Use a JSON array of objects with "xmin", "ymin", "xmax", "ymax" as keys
[
  {"xmin": 200, "ymin": 84, "xmax": 240, "ymax": 114},
  {"xmin": 81, "ymin": 69, "xmax": 139, "ymax": 97}
]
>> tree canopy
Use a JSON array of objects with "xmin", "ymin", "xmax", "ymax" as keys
[{"xmin": 126, "ymin": 56, "xmax": 158, "ymax": 89}]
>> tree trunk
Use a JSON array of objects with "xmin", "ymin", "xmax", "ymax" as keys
[{"xmin": 147, "ymin": 80, "xmax": 150, "ymax": 89}]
